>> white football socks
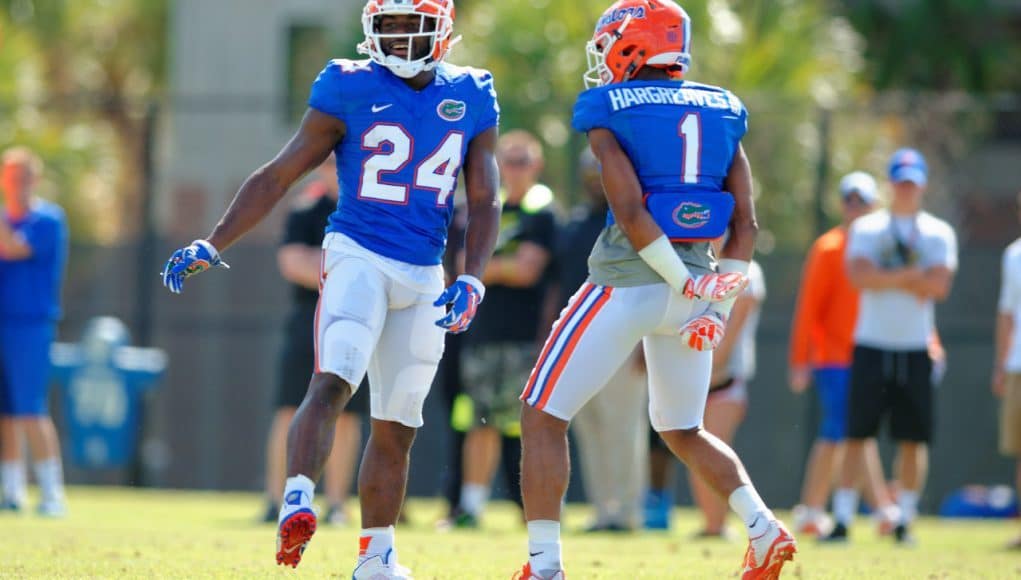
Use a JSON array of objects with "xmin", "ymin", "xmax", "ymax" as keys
[
  {"xmin": 33, "ymin": 458, "xmax": 64, "ymax": 503},
  {"xmin": 527, "ymin": 520, "xmax": 563, "ymax": 574},
  {"xmin": 280, "ymin": 474, "xmax": 315, "ymax": 521},
  {"xmin": 459, "ymin": 483, "xmax": 489, "ymax": 517},
  {"xmin": 728, "ymin": 485, "xmax": 772, "ymax": 537},
  {"xmin": 1, "ymin": 461, "xmax": 26, "ymax": 505},
  {"xmin": 832, "ymin": 488, "xmax": 859, "ymax": 526},
  {"xmin": 897, "ymin": 490, "xmax": 919, "ymax": 524},
  {"xmin": 359, "ymin": 525, "xmax": 396, "ymax": 564}
]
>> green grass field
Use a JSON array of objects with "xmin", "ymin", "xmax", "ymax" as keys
[{"xmin": 2, "ymin": 486, "xmax": 1019, "ymax": 579}]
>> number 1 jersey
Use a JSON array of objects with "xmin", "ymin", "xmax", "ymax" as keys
[{"xmin": 309, "ymin": 59, "xmax": 499, "ymax": 265}]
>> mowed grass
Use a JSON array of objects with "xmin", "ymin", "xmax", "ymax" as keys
[{"xmin": 2, "ymin": 486, "xmax": 1020, "ymax": 579}]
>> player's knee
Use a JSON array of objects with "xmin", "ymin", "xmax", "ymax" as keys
[
  {"xmin": 320, "ymin": 318, "xmax": 374, "ymax": 383},
  {"xmin": 521, "ymin": 404, "xmax": 569, "ymax": 437},
  {"xmin": 306, "ymin": 373, "xmax": 354, "ymax": 408},
  {"xmin": 370, "ymin": 420, "xmax": 417, "ymax": 454}
]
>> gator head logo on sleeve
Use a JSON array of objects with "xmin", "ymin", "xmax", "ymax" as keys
[
  {"xmin": 437, "ymin": 99, "xmax": 467, "ymax": 121},
  {"xmin": 673, "ymin": 201, "xmax": 712, "ymax": 229}
]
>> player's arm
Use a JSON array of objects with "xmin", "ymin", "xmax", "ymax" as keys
[
  {"xmin": 460, "ymin": 126, "xmax": 501, "ymax": 280},
  {"xmin": 432, "ymin": 126, "xmax": 500, "ymax": 334},
  {"xmin": 788, "ymin": 244, "xmax": 829, "ymax": 391},
  {"xmin": 207, "ymin": 110, "xmax": 345, "ymax": 252},
  {"xmin": 0, "ymin": 219, "xmax": 31, "ymax": 260},
  {"xmin": 995, "ymin": 252, "xmax": 1016, "ymax": 397},
  {"xmin": 720, "ymin": 144, "xmax": 757, "ymax": 262},
  {"xmin": 903, "ymin": 266, "xmax": 954, "ymax": 301},
  {"xmin": 277, "ymin": 244, "xmax": 321, "ymax": 291},
  {"xmin": 588, "ymin": 128, "xmax": 665, "ymax": 256}
]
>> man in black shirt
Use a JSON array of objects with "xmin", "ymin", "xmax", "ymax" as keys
[
  {"xmin": 455, "ymin": 131, "xmax": 557, "ymax": 526},
  {"xmin": 261, "ymin": 157, "xmax": 368, "ymax": 524}
]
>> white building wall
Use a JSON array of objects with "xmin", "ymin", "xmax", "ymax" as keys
[{"xmin": 160, "ymin": 0, "xmax": 360, "ymax": 237}]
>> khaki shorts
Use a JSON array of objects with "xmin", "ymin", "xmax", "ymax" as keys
[{"xmin": 1001, "ymin": 373, "xmax": 1021, "ymax": 456}]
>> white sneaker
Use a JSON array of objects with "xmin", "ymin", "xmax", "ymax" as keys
[
  {"xmin": 37, "ymin": 498, "xmax": 67, "ymax": 518},
  {"xmin": 792, "ymin": 505, "xmax": 831, "ymax": 537},
  {"xmin": 352, "ymin": 550, "xmax": 413, "ymax": 580}
]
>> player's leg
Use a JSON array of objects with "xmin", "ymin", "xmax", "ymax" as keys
[
  {"xmin": 11, "ymin": 322, "xmax": 64, "ymax": 516},
  {"xmin": 353, "ymin": 282, "xmax": 444, "ymax": 577},
  {"xmin": 888, "ymin": 349, "xmax": 933, "ymax": 543},
  {"xmin": 519, "ymin": 283, "xmax": 655, "ymax": 578},
  {"xmin": 323, "ymin": 410, "xmax": 361, "ymax": 525},
  {"xmin": 794, "ymin": 366, "xmax": 848, "ymax": 536},
  {"xmin": 458, "ymin": 343, "xmax": 505, "ymax": 526},
  {"xmin": 0, "ymin": 342, "xmax": 26, "ymax": 511},
  {"xmin": 1002, "ymin": 373, "xmax": 1021, "ymax": 547},
  {"xmin": 689, "ymin": 383, "xmax": 747, "ymax": 537},
  {"xmin": 277, "ymin": 255, "xmax": 386, "ymax": 568},
  {"xmin": 828, "ymin": 346, "xmax": 887, "ymax": 541},
  {"xmin": 646, "ymin": 333, "xmax": 794, "ymax": 579}
]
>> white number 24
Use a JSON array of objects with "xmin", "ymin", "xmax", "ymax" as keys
[{"xmin": 359, "ymin": 123, "xmax": 464, "ymax": 205}]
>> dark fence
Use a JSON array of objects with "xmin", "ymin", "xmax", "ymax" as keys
[{"xmin": 55, "ymin": 240, "xmax": 1011, "ymax": 513}]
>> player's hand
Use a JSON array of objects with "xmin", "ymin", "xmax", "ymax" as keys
[
  {"xmin": 161, "ymin": 239, "xmax": 230, "ymax": 294},
  {"xmin": 789, "ymin": 366, "xmax": 812, "ymax": 394},
  {"xmin": 682, "ymin": 272, "xmax": 749, "ymax": 303},
  {"xmin": 433, "ymin": 274, "xmax": 484, "ymax": 334},
  {"xmin": 679, "ymin": 310, "xmax": 726, "ymax": 351}
]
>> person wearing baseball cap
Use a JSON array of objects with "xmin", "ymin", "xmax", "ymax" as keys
[
  {"xmin": 839, "ymin": 148, "xmax": 958, "ymax": 544},
  {"xmin": 789, "ymin": 170, "xmax": 891, "ymax": 539}
]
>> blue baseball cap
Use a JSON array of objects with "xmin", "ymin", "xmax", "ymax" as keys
[{"xmin": 888, "ymin": 148, "xmax": 927, "ymax": 185}]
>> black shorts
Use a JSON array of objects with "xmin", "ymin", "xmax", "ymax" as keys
[
  {"xmin": 276, "ymin": 303, "xmax": 368, "ymax": 414},
  {"xmin": 847, "ymin": 345, "xmax": 933, "ymax": 442}
]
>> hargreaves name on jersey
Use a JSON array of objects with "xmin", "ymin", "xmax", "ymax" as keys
[{"xmin": 607, "ymin": 86, "xmax": 742, "ymax": 114}]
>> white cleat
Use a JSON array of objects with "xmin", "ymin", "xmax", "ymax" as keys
[
  {"xmin": 352, "ymin": 550, "xmax": 413, "ymax": 580},
  {"xmin": 37, "ymin": 498, "xmax": 67, "ymax": 518},
  {"xmin": 514, "ymin": 563, "xmax": 566, "ymax": 579}
]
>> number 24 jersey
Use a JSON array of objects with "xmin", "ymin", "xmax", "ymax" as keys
[{"xmin": 309, "ymin": 59, "xmax": 499, "ymax": 266}]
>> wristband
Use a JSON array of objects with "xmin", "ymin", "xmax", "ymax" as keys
[
  {"xmin": 637, "ymin": 235, "xmax": 692, "ymax": 294},
  {"xmin": 457, "ymin": 274, "xmax": 485, "ymax": 302}
]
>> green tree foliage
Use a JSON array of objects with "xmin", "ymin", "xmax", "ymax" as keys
[
  {"xmin": 842, "ymin": 0, "xmax": 1021, "ymax": 92},
  {"xmin": 456, "ymin": 0, "xmax": 869, "ymax": 247},
  {"xmin": 0, "ymin": 0, "xmax": 167, "ymax": 242}
]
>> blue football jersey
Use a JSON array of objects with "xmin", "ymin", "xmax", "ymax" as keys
[
  {"xmin": 309, "ymin": 59, "xmax": 499, "ymax": 265},
  {"xmin": 572, "ymin": 79, "xmax": 747, "ymax": 198}
]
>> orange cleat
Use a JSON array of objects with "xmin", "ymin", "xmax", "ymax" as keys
[
  {"xmin": 276, "ymin": 509, "xmax": 317, "ymax": 568},
  {"xmin": 513, "ymin": 562, "xmax": 566, "ymax": 579},
  {"xmin": 741, "ymin": 520, "xmax": 797, "ymax": 579}
]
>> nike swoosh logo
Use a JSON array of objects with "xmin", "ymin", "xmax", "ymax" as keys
[
  {"xmin": 529, "ymin": 551, "xmax": 543, "ymax": 557},
  {"xmin": 371, "ymin": 104, "xmax": 393, "ymax": 113}
]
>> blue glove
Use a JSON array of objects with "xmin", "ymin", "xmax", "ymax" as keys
[
  {"xmin": 433, "ymin": 274, "xmax": 485, "ymax": 334},
  {"xmin": 161, "ymin": 239, "xmax": 229, "ymax": 294}
]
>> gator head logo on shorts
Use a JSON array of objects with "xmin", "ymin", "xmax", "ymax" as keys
[
  {"xmin": 673, "ymin": 201, "xmax": 712, "ymax": 229},
  {"xmin": 437, "ymin": 99, "xmax": 466, "ymax": 121}
]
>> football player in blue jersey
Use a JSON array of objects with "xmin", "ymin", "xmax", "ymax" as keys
[
  {"xmin": 514, "ymin": 2, "xmax": 795, "ymax": 579},
  {"xmin": 160, "ymin": 0, "xmax": 500, "ymax": 576}
]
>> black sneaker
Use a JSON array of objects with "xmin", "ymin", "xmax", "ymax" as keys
[
  {"xmin": 893, "ymin": 523, "xmax": 916, "ymax": 546},
  {"xmin": 454, "ymin": 511, "xmax": 479, "ymax": 529},
  {"xmin": 820, "ymin": 522, "xmax": 849, "ymax": 543}
]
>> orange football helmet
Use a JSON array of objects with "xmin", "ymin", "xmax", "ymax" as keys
[
  {"xmin": 584, "ymin": 0, "xmax": 692, "ymax": 88},
  {"xmin": 358, "ymin": 0, "xmax": 460, "ymax": 78}
]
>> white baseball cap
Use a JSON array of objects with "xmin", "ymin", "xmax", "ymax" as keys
[{"xmin": 839, "ymin": 171, "xmax": 879, "ymax": 205}]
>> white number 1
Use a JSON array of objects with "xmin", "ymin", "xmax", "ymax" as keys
[
  {"xmin": 359, "ymin": 123, "xmax": 464, "ymax": 205},
  {"xmin": 678, "ymin": 113, "xmax": 701, "ymax": 184}
]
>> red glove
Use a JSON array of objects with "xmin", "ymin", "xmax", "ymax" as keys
[
  {"xmin": 682, "ymin": 272, "xmax": 748, "ymax": 303},
  {"xmin": 680, "ymin": 311, "xmax": 727, "ymax": 351}
]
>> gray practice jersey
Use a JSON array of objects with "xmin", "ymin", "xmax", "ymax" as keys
[
  {"xmin": 587, "ymin": 224, "xmax": 715, "ymax": 288},
  {"xmin": 846, "ymin": 209, "xmax": 958, "ymax": 350}
]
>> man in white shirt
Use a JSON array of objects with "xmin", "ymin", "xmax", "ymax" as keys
[
  {"xmin": 836, "ymin": 148, "xmax": 957, "ymax": 544},
  {"xmin": 994, "ymin": 189, "xmax": 1021, "ymax": 550}
]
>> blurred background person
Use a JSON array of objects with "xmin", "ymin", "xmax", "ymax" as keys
[
  {"xmin": 688, "ymin": 253, "xmax": 765, "ymax": 539},
  {"xmin": 553, "ymin": 147, "xmax": 647, "ymax": 533},
  {"xmin": 454, "ymin": 130, "xmax": 557, "ymax": 527},
  {"xmin": 261, "ymin": 156, "xmax": 368, "ymax": 525},
  {"xmin": 0, "ymin": 147, "xmax": 69, "ymax": 516},
  {"xmin": 994, "ymin": 189, "xmax": 1021, "ymax": 550},
  {"xmin": 836, "ymin": 148, "xmax": 958, "ymax": 544},
  {"xmin": 788, "ymin": 171, "xmax": 889, "ymax": 538}
]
